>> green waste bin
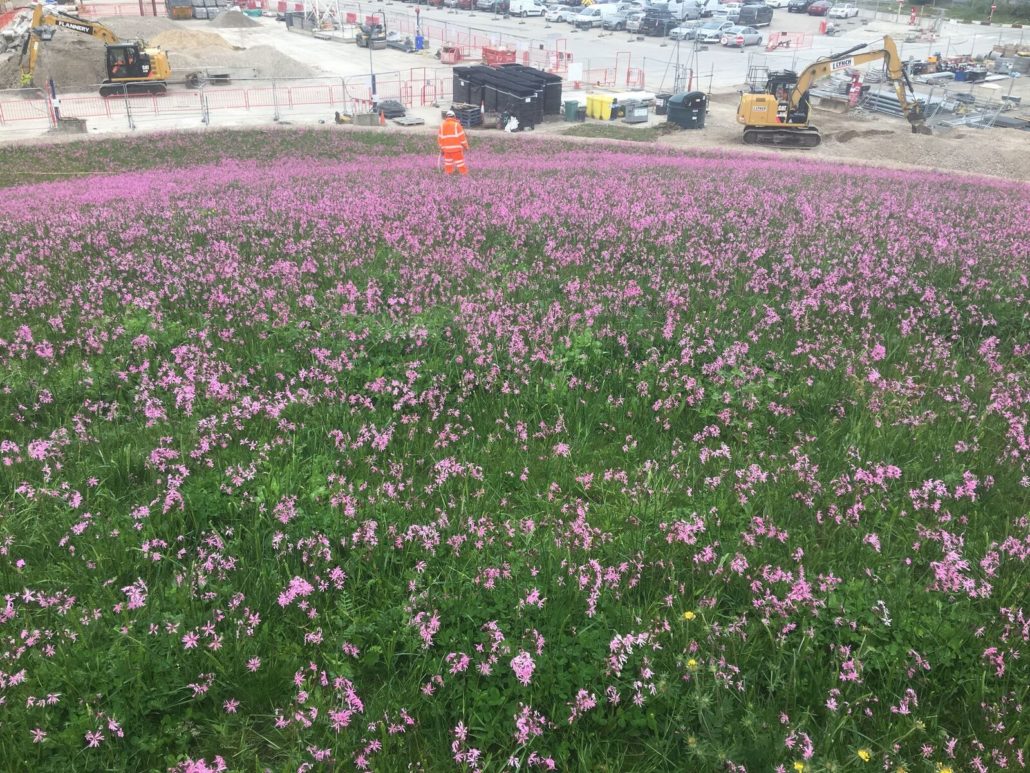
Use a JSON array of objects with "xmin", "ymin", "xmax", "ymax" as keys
[
  {"xmin": 667, "ymin": 91, "xmax": 708, "ymax": 129},
  {"xmin": 564, "ymin": 100, "xmax": 579, "ymax": 123}
]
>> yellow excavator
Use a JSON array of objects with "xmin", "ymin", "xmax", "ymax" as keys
[
  {"xmin": 736, "ymin": 35, "xmax": 931, "ymax": 148},
  {"xmin": 20, "ymin": 4, "xmax": 172, "ymax": 96}
]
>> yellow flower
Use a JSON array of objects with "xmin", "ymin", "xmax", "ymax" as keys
[
  {"xmin": 687, "ymin": 658, "xmax": 698, "ymax": 669},
  {"xmin": 937, "ymin": 767, "xmax": 954, "ymax": 773},
  {"xmin": 793, "ymin": 763, "xmax": 806, "ymax": 773},
  {"xmin": 857, "ymin": 749, "xmax": 872, "ymax": 762},
  {"xmin": 896, "ymin": 767, "xmax": 908, "ymax": 773},
  {"xmin": 682, "ymin": 610, "xmax": 696, "ymax": 621}
]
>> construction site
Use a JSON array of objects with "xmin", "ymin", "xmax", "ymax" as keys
[{"xmin": 0, "ymin": 0, "xmax": 1027, "ymax": 178}]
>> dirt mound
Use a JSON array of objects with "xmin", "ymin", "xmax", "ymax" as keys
[
  {"xmin": 169, "ymin": 45, "xmax": 313, "ymax": 79},
  {"xmin": 149, "ymin": 30, "xmax": 234, "ymax": 51},
  {"xmin": 97, "ymin": 16, "xmax": 178, "ymax": 41},
  {"xmin": 835, "ymin": 129, "xmax": 894, "ymax": 143},
  {"xmin": 0, "ymin": 52, "xmax": 21, "ymax": 91},
  {"xmin": 209, "ymin": 9, "xmax": 261, "ymax": 28},
  {"xmin": 33, "ymin": 36, "xmax": 108, "ymax": 91}
]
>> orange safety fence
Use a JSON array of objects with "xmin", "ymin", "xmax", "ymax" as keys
[
  {"xmin": 582, "ymin": 67, "xmax": 616, "ymax": 87},
  {"xmin": 764, "ymin": 32, "xmax": 813, "ymax": 51}
]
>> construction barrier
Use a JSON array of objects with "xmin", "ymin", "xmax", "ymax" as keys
[
  {"xmin": 765, "ymin": 32, "xmax": 814, "ymax": 51},
  {"xmin": 0, "ymin": 71, "xmax": 456, "ymax": 132}
]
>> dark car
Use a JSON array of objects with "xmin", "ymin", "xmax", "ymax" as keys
[
  {"xmin": 736, "ymin": 3, "xmax": 773, "ymax": 25},
  {"xmin": 787, "ymin": 0, "xmax": 813, "ymax": 11},
  {"xmin": 639, "ymin": 7, "xmax": 674, "ymax": 35},
  {"xmin": 807, "ymin": 0, "xmax": 831, "ymax": 13}
]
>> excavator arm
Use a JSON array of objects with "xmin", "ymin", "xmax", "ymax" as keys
[
  {"xmin": 791, "ymin": 36, "xmax": 930, "ymax": 132},
  {"xmin": 31, "ymin": 5, "xmax": 121, "ymax": 43},
  {"xmin": 20, "ymin": 4, "xmax": 121, "ymax": 81}
]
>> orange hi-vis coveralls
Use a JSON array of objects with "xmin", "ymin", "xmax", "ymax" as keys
[{"xmin": 437, "ymin": 116, "xmax": 469, "ymax": 176}]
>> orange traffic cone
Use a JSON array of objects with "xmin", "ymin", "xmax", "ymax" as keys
[{"xmin": 379, "ymin": 109, "xmax": 385, "ymax": 126}]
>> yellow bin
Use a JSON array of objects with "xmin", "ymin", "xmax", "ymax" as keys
[
  {"xmin": 585, "ymin": 94, "xmax": 598, "ymax": 119},
  {"xmin": 594, "ymin": 95, "xmax": 615, "ymax": 121}
]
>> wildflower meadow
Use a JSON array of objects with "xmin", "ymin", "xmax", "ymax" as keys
[{"xmin": 0, "ymin": 130, "xmax": 1028, "ymax": 772}]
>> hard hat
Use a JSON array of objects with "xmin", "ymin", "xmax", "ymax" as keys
[{"xmin": 446, "ymin": 109, "xmax": 456, "ymax": 117}]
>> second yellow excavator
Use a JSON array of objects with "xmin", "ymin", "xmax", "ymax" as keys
[
  {"xmin": 20, "ymin": 3, "xmax": 172, "ymax": 96},
  {"xmin": 736, "ymin": 35, "xmax": 932, "ymax": 148}
]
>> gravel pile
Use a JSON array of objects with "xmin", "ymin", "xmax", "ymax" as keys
[{"xmin": 210, "ymin": 9, "xmax": 261, "ymax": 28}]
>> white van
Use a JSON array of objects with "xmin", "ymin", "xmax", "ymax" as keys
[
  {"xmin": 509, "ymin": 0, "xmax": 546, "ymax": 15},
  {"xmin": 574, "ymin": 4, "xmax": 619, "ymax": 27},
  {"xmin": 665, "ymin": 0, "xmax": 704, "ymax": 19}
]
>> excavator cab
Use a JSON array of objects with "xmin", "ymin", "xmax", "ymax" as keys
[
  {"xmin": 764, "ymin": 70, "xmax": 806, "ymax": 123},
  {"xmin": 101, "ymin": 43, "xmax": 169, "ymax": 96},
  {"xmin": 106, "ymin": 44, "xmax": 151, "ymax": 81}
]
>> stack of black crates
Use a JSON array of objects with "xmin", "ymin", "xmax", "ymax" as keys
[
  {"xmin": 451, "ymin": 104, "xmax": 484, "ymax": 128},
  {"xmin": 452, "ymin": 64, "xmax": 562, "ymax": 130}
]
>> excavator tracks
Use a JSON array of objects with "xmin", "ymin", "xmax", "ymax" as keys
[
  {"xmin": 100, "ymin": 81, "xmax": 167, "ymax": 98},
  {"xmin": 742, "ymin": 126, "xmax": 822, "ymax": 148}
]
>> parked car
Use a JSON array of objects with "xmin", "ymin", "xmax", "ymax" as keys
[
  {"xmin": 639, "ymin": 6, "xmax": 675, "ymax": 34},
  {"xmin": 720, "ymin": 24, "xmax": 761, "ymax": 45},
  {"xmin": 695, "ymin": 18, "xmax": 733, "ymax": 41},
  {"xmin": 807, "ymin": 0, "xmax": 832, "ymax": 14},
  {"xmin": 668, "ymin": 18, "xmax": 704, "ymax": 38},
  {"xmin": 509, "ymin": 0, "xmax": 546, "ymax": 14},
  {"xmin": 601, "ymin": 1, "xmax": 643, "ymax": 28},
  {"xmin": 476, "ymin": 0, "xmax": 510, "ymax": 11},
  {"xmin": 574, "ymin": 4, "xmax": 619, "ymax": 26},
  {"xmin": 443, "ymin": 0, "xmax": 474, "ymax": 8},
  {"xmin": 736, "ymin": 3, "xmax": 772, "ymax": 25},
  {"xmin": 764, "ymin": 0, "xmax": 788, "ymax": 7},
  {"xmin": 545, "ymin": 3, "xmax": 577, "ymax": 20},
  {"xmin": 787, "ymin": 0, "xmax": 814, "ymax": 11},
  {"xmin": 709, "ymin": 4, "xmax": 741, "ymax": 22},
  {"xmin": 666, "ymin": 0, "xmax": 704, "ymax": 20},
  {"xmin": 625, "ymin": 10, "xmax": 646, "ymax": 30},
  {"xmin": 827, "ymin": 2, "xmax": 858, "ymax": 16}
]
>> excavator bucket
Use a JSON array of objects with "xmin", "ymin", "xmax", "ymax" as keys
[{"xmin": 907, "ymin": 102, "xmax": 932, "ymax": 135}]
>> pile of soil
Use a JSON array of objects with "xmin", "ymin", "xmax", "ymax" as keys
[
  {"xmin": 97, "ymin": 16, "xmax": 178, "ymax": 41},
  {"xmin": 169, "ymin": 44, "xmax": 313, "ymax": 79},
  {"xmin": 209, "ymin": 9, "xmax": 261, "ymax": 29},
  {"xmin": 31, "ymin": 36, "xmax": 108, "ymax": 90},
  {"xmin": 0, "ymin": 52, "xmax": 21, "ymax": 90},
  {"xmin": 149, "ymin": 29, "xmax": 234, "ymax": 51},
  {"xmin": 834, "ymin": 129, "xmax": 893, "ymax": 143}
]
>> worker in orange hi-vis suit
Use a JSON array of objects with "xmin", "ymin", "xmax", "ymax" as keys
[{"xmin": 437, "ymin": 110, "xmax": 470, "ymax": 176}]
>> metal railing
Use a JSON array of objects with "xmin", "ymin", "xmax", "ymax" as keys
[{"xmin": 0, "ymin": 71, "xmax": 456, "ymax": 135}]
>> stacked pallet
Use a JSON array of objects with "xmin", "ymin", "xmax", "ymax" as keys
[{"xmin": 450, "ymin": 102, "xmax": 483, "ymax": 128}]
